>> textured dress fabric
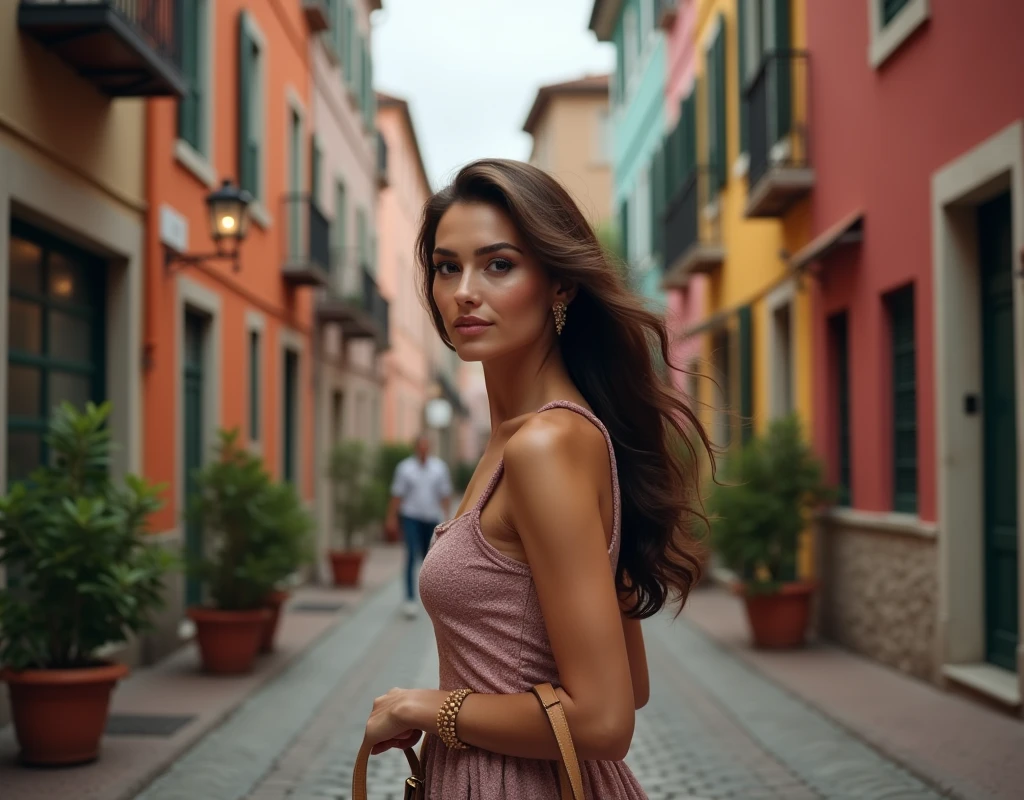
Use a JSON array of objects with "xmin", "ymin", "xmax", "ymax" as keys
[{"xmin": 418, "ymin": 401, "xmax": 647, "ymax": 799}]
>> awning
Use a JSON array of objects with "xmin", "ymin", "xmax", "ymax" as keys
[{"xmin": 790, "ymin": 210, "xmax": 865, "ymax": 271}]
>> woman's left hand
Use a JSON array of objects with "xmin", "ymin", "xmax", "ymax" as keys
[{"xmin": 364, "ymin": 688, "xmax": 447, "ymax": 755}]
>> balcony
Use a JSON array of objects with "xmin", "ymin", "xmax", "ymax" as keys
[
  {"xmin": 376, "ymin": 130, "xmax": 389, "ymax": 189},
  {"xmin": 18, "ymin": 0, "xmax": 186, "ymax": 97},
  {"xmin": 317, "ymin": 255, "xmax": 390, "ymax": 350},
  {"xmin": 662, "ymin": 166, "xmax": 724, "ymax": 288},
  {"xmin": 301, "ymin": 0, "xmax": 330, "ymax": 32},
  {"xmin": 744, "ymin": 51, "xmax": 814, "ymax": 218},
  {"xmin": 281, "ymin": 194, "xmax": 331, "ymax": 287}
]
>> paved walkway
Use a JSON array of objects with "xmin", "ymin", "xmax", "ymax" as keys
[{"xmin": 133, "ymin": 580, "xmax": 952, "ymax": 800}]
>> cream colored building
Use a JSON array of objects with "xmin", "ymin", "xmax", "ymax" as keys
[{"xmin": 523, "ymin": 75, "xmax": 613, "ymax": 228}]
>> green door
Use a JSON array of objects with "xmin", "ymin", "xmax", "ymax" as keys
[
  {"xmin": 979, "ymin": 192, "xmax": 1019, "ymax": 671},
  {"xmin": 183, "ymin": 311, "xmax": 206, "ymax": 608}
]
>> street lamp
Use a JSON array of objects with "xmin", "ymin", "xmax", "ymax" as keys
[{"xmin": 165, "ymin": 179, "xmax": 253, "ymax": 273}]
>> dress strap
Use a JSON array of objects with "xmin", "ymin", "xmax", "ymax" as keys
[{"xmin": 535, "ymin": 401, "xmax": 621, "ymax": 550}]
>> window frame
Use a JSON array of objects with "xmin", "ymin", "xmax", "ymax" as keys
[
  {"xmin": 239, "ymin": 11, "xmax": 270, "ymax": 226},
  {"xmin": 868, "ymin": 0, "xmax": 930, "ymax": 69}
]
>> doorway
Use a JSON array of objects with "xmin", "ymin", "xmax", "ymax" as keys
[{"xmin": 183, "ymin": 310, "xmax": 207, "ymax": 608}]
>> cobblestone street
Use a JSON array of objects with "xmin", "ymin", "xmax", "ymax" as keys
[{"xmin": 131, "ymin": 578, "xmax": 950, "ymax": 800}]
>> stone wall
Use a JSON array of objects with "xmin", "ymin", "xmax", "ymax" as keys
[{"xmin": 818, "ymin": 519, "xmax": 938, "ymax": 681}]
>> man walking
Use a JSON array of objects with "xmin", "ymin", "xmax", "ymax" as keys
[{"xmin": 386, "ymin": 434, "xmax": 452, "ymax": 618}]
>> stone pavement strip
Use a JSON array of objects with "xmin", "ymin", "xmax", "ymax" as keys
[{"xmin": 127, "ymin": 573, "xmax": 955, "ymax": 800}]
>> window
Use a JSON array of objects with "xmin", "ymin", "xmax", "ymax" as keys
[
  {"xmin": 356, "ymin": 207, "xmax": 367, "ymax": 267},
  {"xmin": 618, "ymin": 199, "xmax": 629, "ymax": 263},
  {"xmin": 770, "ymin": 300, "xmax": 793, "ymax": 418},
  {"xmin": 238, "ymin": 12, "xmax": 264, "ymax": 201},
  {"xmin": 311, "ymin": 136, "xmax": 322, "ymax": 208},
  {"xmin": 829, "ymin": 312, "xmax": 851, "ymax": 505},
  {"xmin": 248, "ymin": 330, "xmax": 261, "ymax": 443},
  {"xmin": 737, "ymin": 305, "xmax": 753, "ymax": 445},
  {"xmin": 712, "ymin": 328, "xmax": 732, "ymax": 450},
  {"xmin": 329, "ymin": 0, "xmax": 346, "ymax": 62},
  {"xmin": 887, "ymin": 285, "xmax": 917, "ymax": 513},
  {"xmin": 738, "ymin": 1, "xmax": 792, "ymax": 156},
  {"xmin": 869, "ymin": 0, "xmax": 929, "ymax": 68},
  {"xmin": 706, "ymin": 15, "xmax": 727, "ymax": 190},
  {"xmin": 333, "ymin": 179, "xmax": 347, "ymax": 275},
  {"xmin": 7, "ymin": 222, "xmax": 105, "ymax": 483},
  {"xmin": 178, "ymin": 0, "xmax": 206, "ymax": 151},
  {"xmin": 343, "ymin": 2, "xmax": 355, "ymax": 82},
  {"xmin": 289, "ymin": 108, "xmax": 302, "ymax": 259},
  {"xmin": 283, "ymin": 349, "xmax": 299, "ymax": 483}
]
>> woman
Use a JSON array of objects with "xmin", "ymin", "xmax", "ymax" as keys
[{"xmin": 361, "ymin": 159, "xmax": 712, "ymax": 798}]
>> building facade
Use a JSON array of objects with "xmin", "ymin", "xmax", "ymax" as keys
[
  {"xmin": 806, "ymin": 0, "xmax": 1024, "ymax": 708},
  {"xmin": 590, "ymin": 0, "xmax": 668, "ymax": 303},
  {"xmin": 376, "ymin": 92, "xmax": 433, "ymax": 446},
  {"xmin": 523, "ymin": 75, "xmax": 613, "ymax": 229}
]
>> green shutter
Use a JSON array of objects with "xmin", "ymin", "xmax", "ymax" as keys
[
  {"xmin": 311, "ymin": 137, "xmax": 322, "ymax": 206},
  {"xmin": 831, "ymin": 312, "xmax": 851, "ymax": 506},
  {"xmin": 249, "ymin": 330, "xmax": 260, "ymax": 442},
  {"xmin": 356, "ymin": 207, "xmax": 366, "ymax": 266},
  {"xmin": 889, "ymin": 286, "xmax": 917, "ymax": 513},
  {"xmin": 774, "ymin": 0, "xmax": 792, "ymax": 140},
  {"xmin": 237, "ymin": 14, "xmax": 254, "ymax": 195},
  {"xmin": 738, "ymin": 0, "xmax": 748, "ymax": 154},
  {"xmin": 683, "ymin": 90, "xmax": 696, "ymax": 176},
  {"xmin": 618, "ymin": 200, "xmax": 629, "ymax": 262},
  {"xmin": 178, "ymin": 0, "xmax": 200, "ymax": 148},
  {"xmin": 652, "ymin": 146, "xmax": 664, "ymax": 256},
  {"xmin": 738, "ymin": 305, "xmax": 753, "ymax": 445}
]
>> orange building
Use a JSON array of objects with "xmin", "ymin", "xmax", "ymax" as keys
[{"xmin": 144, "ymin": 0, "xmax": 385, "ymax": 647}]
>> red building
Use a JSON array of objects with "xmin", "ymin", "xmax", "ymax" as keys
[{"xmin": 804, "ymin": 0, "xmax": 1023, "ymax": 709}]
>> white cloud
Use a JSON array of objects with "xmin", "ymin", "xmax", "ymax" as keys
[{"xmin": 373, "ymin": 0, "xmax": 614, "ymax": 189}]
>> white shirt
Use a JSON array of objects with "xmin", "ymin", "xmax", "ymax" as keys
[{"xmin": 390, "ymin": 455, "xmax": 453, "ymax": 523}]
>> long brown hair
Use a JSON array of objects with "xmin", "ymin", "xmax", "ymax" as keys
[{"xmin": 416, "ymin": 159, "xmax": 713, "ymax": 617}]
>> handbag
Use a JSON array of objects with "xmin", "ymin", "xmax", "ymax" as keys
[{"xmin": 351, "ymin": 682, "xmax": 585, "ymax": 800}]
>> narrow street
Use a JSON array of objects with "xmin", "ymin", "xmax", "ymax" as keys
[{"xmin": 131, "ymin": 577, "xmax": 945, "ymax": 800}]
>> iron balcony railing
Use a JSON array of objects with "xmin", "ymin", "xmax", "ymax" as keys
[
  {"xmin": 745, "ymin": 50, "xmax": 810, "ymax": 190},
  {"xmin": 361, "ymin": 265, "xmax": 389, "ymax": 347},
  {"xmin": 663, "ymin": 165, "xmax": 721, "ymax": 272},
  {"xmin": 282, "ymin": 194, "xmax": 331, "ymax": 278}
]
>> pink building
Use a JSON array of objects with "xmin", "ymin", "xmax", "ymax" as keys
[
  {"xmin": 661, "ymin": 0, "xmax": 705, "ymax": 397},
  {"xmin": 805, "ymin": 1, "xmax": 1024, "ymax": 706},
  {"xmin": 376, "ymin": 93, "xmax": 434, "ymax": 445}
]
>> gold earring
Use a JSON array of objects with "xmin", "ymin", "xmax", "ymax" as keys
[{"xmin": 553, "ymin": 301, "xmax": 567, "ymax": 335}]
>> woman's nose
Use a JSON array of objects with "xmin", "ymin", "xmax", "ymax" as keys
[{"xmin": 453, "ymin": 270, "xmax": 480, "ymax": 306}]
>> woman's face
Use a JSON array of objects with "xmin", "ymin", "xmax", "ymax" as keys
[{"xmin": 430, "ymin": 201, "xmax": 558, "ymax": 363}]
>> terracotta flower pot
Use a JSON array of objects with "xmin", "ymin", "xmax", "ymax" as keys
[
  {"xmin": 1, "ymin": 661, "xmax": 129, "ymax": 766},
  {"xmin": 187, "ymin": 607, "xmax": 272, "ymax": 674},
  {"xmin": 739, "ymin": 581, "xmax": 816, "ymax": 649},
  {"xmin": 260, "ymin": 590, "xmax": 290, "ymax": 654},
  {"xmin": 328, "ymin": 549, "xmax": 366, "ymax": 587}
]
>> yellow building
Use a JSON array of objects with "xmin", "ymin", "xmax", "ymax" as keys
[{"xmin": 661, "ymin": 0, "xmax": 814, "ymax": 576}]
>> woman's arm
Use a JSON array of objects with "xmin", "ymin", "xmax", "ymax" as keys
[{"xmin": 368, "ymin": 412, "xmax": 636, "ymax": 762}]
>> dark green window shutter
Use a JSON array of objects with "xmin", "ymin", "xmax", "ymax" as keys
[
  {"xmin": 237, "ymin": 14, "xmax": 256, "ymax": 196},
  {"xmin": 618, "ymin": 200, "xmax": 629, "ymax": 262},
  {"xmin": 713, "ymin": 19, "xmax": 727, "ymax": 187},
  {"xmin": 737, "ymin": 0, "xmax": 748, "ymax": 154},
  {"xmin": 664, "ymin": 131, "xmax": 675, "ymax": 204},
  {"xmin": 888, "ymin": 286, "xmax": 917, "ymax": 513},
  {"xmin": 773, "ymin": 0, "xmax": 792, "ymax": 140},
  {"xmin": 311, "ymin": 137, "xmax": 322, "ymax": 206},
  {"xmin": 882, "ymin": 0, "xmax": 911, "ymax": 25},
  {"xmin": 830, "ymin": 311, "xmax": 851, "ymax": 506},
  {"xmin": 683, "ymin": 89, "xmax": 697, "ymax": 177},
  {"xmin": 344, "ymin": 2, "xmax": 354, "ymax": 87},
  {"xmin": 652, "ymin": 146, "xmax": 664, "ymax": 256},
  {"xmin": 738, "ymin": 305, "xmax": 753, "ymax": 445},
  {"xmin": 249, "ymin": 330, "xmax": 260, "ymax": 442},
  {"xmin": 178, "ymin": 0, "xmax": 200, "ymax": 149}
]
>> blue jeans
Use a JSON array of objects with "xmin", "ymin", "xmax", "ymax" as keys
[{"xmin": 401, "ymin": 515, "xmax": 437, "ymax": 601}]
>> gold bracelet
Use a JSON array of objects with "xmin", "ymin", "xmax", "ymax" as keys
[{"xmin": 436, "ymin": 688, "xmax": 473, "ymax": 749}]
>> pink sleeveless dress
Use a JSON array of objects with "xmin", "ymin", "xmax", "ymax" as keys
[{"xmin": 418, "ymin": 401, "xmax": 647, "ymax": 799}]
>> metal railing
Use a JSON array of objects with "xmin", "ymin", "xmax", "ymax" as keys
[
  {"xmin": 361, "ymin": 265, "xmax": 389, "ymax": 346},
  {"xmin": 744, "ymin": 51, "xmax": 810, "ymax": 190},
  {"xmin": 663, "ymin": 165, "xmax": 720, "ymax": 271},
  {"xmin": 282, "ymin": 194, "xmax": 330, "ymax": 274},
  {"xmin": 21, "ymin": 0, "xmax": 183, "ymax": 69}
]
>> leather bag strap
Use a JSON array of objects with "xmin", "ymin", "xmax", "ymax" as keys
[
  {"xmin": 531, "ymin": 682, "xmax": 585, "ymax": 800},
  {"xmin": 351, "ymin": 739, "xmax": 424, "ymax": 800}
]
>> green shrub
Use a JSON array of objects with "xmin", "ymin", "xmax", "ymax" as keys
[
  {"xmin": 329, "ymin": 440, "xmax": 384, "ymax": 550},
  {"xmin": 0, "ymin": 402, "xmax": 174, "ymax": 670},
  {"xmin": 707, "ymin": 414, "xmax": 833, "ymax": 594},
  {"xmin": 375, "ymin": 442, "xmax": 414, "ymax": 487},
  {"xmin": 187, "ymin": 430, "xmax": 314, "ymax": 611}
]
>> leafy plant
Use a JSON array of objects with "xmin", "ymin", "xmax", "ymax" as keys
[
  {"xmin": 0, "ymin": 402, "xmax": 174, "ymax": 671},
  {"xmin": 328, "ymin": 440, "xmax": 382, "ymax": 551},
  {"xmin": 375, "ymin": 442, "xmax": 414, "ymax": 487},
  {"xmin": 706, "ymin": 414, "xmax": 833, "ymax": 594},
  {"xmin": 187, "ymin": 430, "xmax": 314, "ymax": 611}
]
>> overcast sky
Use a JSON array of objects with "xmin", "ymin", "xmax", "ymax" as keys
[{"xmin": 372, "ymin": 0, "xmax": 614, "ymax": 189}]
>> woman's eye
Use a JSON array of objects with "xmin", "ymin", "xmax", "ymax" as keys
[
  {"xmin": 433, "ymin": 261, "xmax": 459, "ymax": 275},
  {"xmin": 488, "ymin": 258, "xmax": 513, "ymax": 273}
]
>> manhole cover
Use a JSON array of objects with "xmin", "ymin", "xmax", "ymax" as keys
[
  {"xmin": 290, "ymin": 601, "xmax": 345, "ymax": 613},
  {"xmin": 106, "ymin": 713, "xmax": 195, "ymax": 737}
]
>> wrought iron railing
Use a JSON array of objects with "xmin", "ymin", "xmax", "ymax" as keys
[
  {"xmin": 663, "ymin": 165, "xmax": 720, "ymax": 271},
  {"xmin": 282, "ymin": 194, "xmax": 330, "ymax": 274},
  {"xmin": 744, "ymin": 51, "xmax": 810, "ymax": 190},
  {"xmin": 21, "ymin": 0, "xmax": 183, "ymax": 70},
  {"xmin": 361, "ymin": 265, "xmax": 389, "ymax": 346}
]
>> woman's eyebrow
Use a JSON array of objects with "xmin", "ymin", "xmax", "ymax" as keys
[{"xmin": 432, "ymin": 242, "xmax": 523, "ymax": 258}]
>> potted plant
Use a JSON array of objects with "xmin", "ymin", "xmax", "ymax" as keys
[
  {"xmin": 186, "ymin": 430, "xmax": 313, "ymax": 672},
  {"xmin": 707, "ymin": 414, "xmax": 833, "ymax": 648},
  {"xmin": 0, "ymin": 402, "xmax": 174, "ymax": 766},
  {"xmin": 327, "ymin": 441, "xmax": 384, "ymax": 586}
]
